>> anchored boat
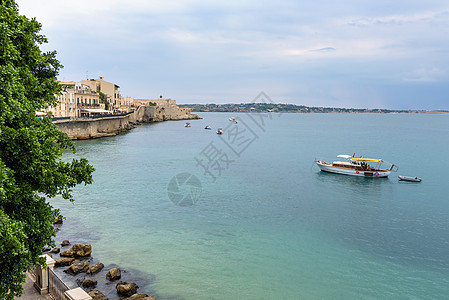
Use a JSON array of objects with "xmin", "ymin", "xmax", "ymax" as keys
[
  {"xmin": 398, "ymin": 175, "xmax": 422, "ymax": 182},
  {"xmin": 229, "ymin": 117, "xmax": 238, "ymax": 124},
  {"xmin": 315, "ymin": 154, "xmax": 397, "ymax": 178}
]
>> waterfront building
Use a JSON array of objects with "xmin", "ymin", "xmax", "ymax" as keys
[
  {"xmin": 120, "ymin": 96, "xmax": 136, "ymax": 111},
  {"xmin": 81, "ymin": 76, "xmax": 121, "ymax": 109},
  {"xmin": 43, "ymin": 82, "xmax": 104, "ymax": 118}
]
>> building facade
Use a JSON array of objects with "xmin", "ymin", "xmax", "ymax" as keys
[
  {"xmin": 44, "ymin": 82, "xmax": 104, "ymax": 118},
  {"xmin": 81, "ymin": 77, "xmax": 121, "ymax": 109}
]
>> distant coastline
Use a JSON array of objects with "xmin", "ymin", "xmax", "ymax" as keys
[{"xmin": 179, "ymin": 103, "xmax": 449, "ymax": 114}]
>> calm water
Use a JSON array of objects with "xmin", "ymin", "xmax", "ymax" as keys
[{"xmin": 51, "ymin": 112, "xmax": 449, "ymax": 299}]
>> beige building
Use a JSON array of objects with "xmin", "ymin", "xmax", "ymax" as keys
[
  {"xmin": 120, "ymin": 96, "xmax": 135, "ymax": 111},
  {"xmin": 81, "ymin": 77, "xmax": 121, "ymax": 109},
  {"xmin": 133, "ymin": 98, "xmax": 178, "ymax": 108},
  {"xmin": 44, "ymin": 82, "xmax": 104, "ymax": 118}
]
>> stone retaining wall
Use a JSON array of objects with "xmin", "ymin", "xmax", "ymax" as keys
[{"xmin": 55, "ymin": 105, "xmax": 200, "ymax": 140}]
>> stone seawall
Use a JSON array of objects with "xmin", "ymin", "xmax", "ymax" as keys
[{"xmin": 55, "ymin": 105, "xmax": 200, "ymax": 140}]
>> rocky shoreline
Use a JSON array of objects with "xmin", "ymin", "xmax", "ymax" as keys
[{"xmin": 47, "ymin": 220, "xmax": 157, "ymax": 300}]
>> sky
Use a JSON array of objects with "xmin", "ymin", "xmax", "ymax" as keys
[{"xmin": 15, "ymin": 0, "xmax": 449, "ymax": 110}]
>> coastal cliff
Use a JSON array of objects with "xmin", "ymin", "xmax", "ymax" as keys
[{"xmin": 54, "ymin": 104, "xmax": 200, "ymax": 140}]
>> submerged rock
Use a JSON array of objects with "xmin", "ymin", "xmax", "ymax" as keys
[
  {"xmin": 88, "ymin": 289, "xmax": 108, "ymax": 300},
  {"xmin": 82, "ymin": 278, "xmax": 97, "ymax": 288},
  {"xmin": 54, "ymin": 257, "xmax": 75, "ymax": 267},
  {"xmin": 60, "ymin": 243, "xmax": 92, "ymax": 258},
  {"xmin": 125, "ymin": 293, "xmax": 156, "ymax": 300},
  {"xmin": 53, "ymin": 215, "xmax": 63, "ymax": 224},
  {"xmin": 87, "ymin": 262, "xmax": 104, "ymax": 275},
  {"xmin": 116, "ymin": 281, "xmax": 138, "ymax": 297},
  {"xmin": 50, "ymin": 247, "xmax": 60, "ymax": 254},
  {"xmin": 64, "ymin": 261, "xmax": 89, "ymax": 275},
  {"xmin": 106, "ymin": 267, "xmax": 121, "ymax": 281}
]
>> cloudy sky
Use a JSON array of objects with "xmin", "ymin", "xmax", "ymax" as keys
[{"xmin": 16, "ymin": 0, "xmax": 449, "ymax": 109}]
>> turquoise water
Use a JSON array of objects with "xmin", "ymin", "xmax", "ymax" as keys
[{"xmin": 52, "ymin": 113, "xmax": 449, "ymax": 299}]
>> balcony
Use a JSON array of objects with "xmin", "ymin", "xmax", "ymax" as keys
[{"xmin": 76, "ymin": 103, "xmax": 102, "ymax": 109}]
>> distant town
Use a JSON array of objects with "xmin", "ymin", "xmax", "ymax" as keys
[{"xmin": 179, "ymin": 103, "xmax": 449, "ymax": 114}]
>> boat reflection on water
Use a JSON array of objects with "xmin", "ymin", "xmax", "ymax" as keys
[{"xmin": 315, "ymin": 169, "xmax": 394, "ymax": 198}]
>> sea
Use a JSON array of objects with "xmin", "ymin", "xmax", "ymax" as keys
[{"xmin": 50, "ymin": 112, "xmax": 449, "ymax": 299}]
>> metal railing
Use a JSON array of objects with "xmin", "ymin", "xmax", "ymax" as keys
[
  {"xmin": 51, "ymin": 116, "xmax": 71, "ymax": 121},
  {"xmin": 85, "ymin": 111, "xmax": 134, "ymax": 119},
  {"xmin": 48, "ymin": 268, "xmax": 69, "ymax": 300}
]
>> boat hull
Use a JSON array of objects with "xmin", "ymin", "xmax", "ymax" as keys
[
  {"xmin": 398, "ymin": 176, "xmax": 421, "ymax": 182},
  {"xmin": 315, "ymin": 161, "xmax": 390, "ymax": 178}
]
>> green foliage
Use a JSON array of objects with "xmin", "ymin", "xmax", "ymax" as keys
[
  {"xmin": 98, "ymin": 91, "xmax": 109, "ymax": 110},
  {"xmin": 0, "ymin": 1, "xmax": 94, "ymax": 298},
  {"xmin": 148, "ymin": 101, "xmax": 157, "ymax": 106}
]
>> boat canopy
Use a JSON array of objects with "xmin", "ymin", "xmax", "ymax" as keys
[
  {"xmin": 351, "ymin": 158, "xmax": 381, "ymax": 162},
  {"xmin": 337, "ymin": 155, "xmax": 352, "ymax": 159}
]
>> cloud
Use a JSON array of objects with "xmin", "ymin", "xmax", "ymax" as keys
[
  {"xmin": 402, "ymin": 67, "xmax": 447, "ymax": 82},
  {"xmin": 14, "ymin": 0, "xmax": 449, "ymax": 109},
  {"xmin": 346, "ymin": 10, "xmax": 449, "ymax": 27},
  {"xmin": 310, "ymin": 47, "xmax": 336, "ymax": 53}
]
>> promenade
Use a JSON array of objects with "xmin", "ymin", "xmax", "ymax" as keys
[{"xmin": 15, "ymin": 273, "xmax": 50, "ymax": 300}]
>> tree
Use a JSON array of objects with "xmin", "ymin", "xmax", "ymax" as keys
[
  {"xmin": 0, "ymin": 1, "xmax": 95, "ymax": 298},
  {"xmin": 98, "ymin": 91, "xmax": 109, "ymax": 110}
]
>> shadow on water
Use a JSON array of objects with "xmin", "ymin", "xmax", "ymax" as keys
[
  {"xmin": 51, "ymin": 259, "xmax": 159, "ymax": 300},
  {"xmin": 315, "ymin": 170, "xmax": 393, "ymax": 197},
  {"xmin": 51, "ymin": 219, "xmax": 184, "ymax": 300},
  {"xmin": 49, "ymin": 236, "xmax": 185, "ymax": 300}
]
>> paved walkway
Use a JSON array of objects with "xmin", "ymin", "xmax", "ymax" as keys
[{"xmin": 15, "ymin": 272, "xmax": 50, "ymax": 300}]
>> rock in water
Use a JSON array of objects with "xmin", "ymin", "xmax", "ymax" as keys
[
  {"xmin": 82, "ymin": 278, "xmax": 97, "ymax": 288},
  {"xmin": 88, "ymin": 289, "xmax": 108, "ymax": 300},
  {"xmin": 125, "ymin": 293, "xmax": 156, "ymax": 300},
  {"xmin": 87, "ymin": 262, "xmax": 105, "ymax": 275},
  {"xmin": 116, "ymin": 281, "xmax": 138, "ymax": 297},
  {"xmin": 61, "ymin": 240, "xmax": 70, "ymax": 247},
  {"xmin": 60, "ymin": 243, "xmax": 92, "ymax": 258},
  {"xmin": 50, "ymin": 247, "xmax": 60, "ymax": 254},
  {"xmin": 53, "ymin": 215, "xmax": 63, "ymax": 224},
  {"xmin": 106, "ymin": 267, "xmax": 121, "ymax": 281},
  {"xmin": 64, "ymin": 261, "xmax": 89, "ymax": 275},
  {"xmin": 54, "ymin": 258, "xmax": 75, "ymax": 267}
]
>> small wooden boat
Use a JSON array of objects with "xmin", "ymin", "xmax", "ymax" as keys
[
  {"xmin": 184, "ymin": 122, "xmax": 191, "ymax": 127},
  {"xmin": 216, "ymin": 128, "xmax": 223, "ymax": 135},
  {"xmin": 398, "ymin": 175, "xmax": 422, "ymax": 182}
]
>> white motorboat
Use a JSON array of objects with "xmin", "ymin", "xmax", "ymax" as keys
[
  {"xmin": 398, "ymin": 175, "xmax": 422, "ymax": 182},
  {"xmin": 204, "ymin": 125, "xmax": 211, "ymax": 130},
  {"xmin": 229, "ymin": 117, "xmax": 237, "ymax": 124},
  {"xmin": 315, "ymin": 154, "xmax": 396, "ymax": 178},
  {"xmin": 216, "ymin": 128, "xmax": 223, "ymax": 135}
]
